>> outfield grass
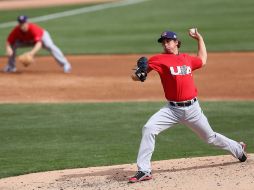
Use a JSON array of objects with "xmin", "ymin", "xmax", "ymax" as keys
[
  {"xmin": 0, "ymin": 101, "xmax": 253, "ymax": 178},
  {"xmin": 0, "ymin": 0, "xmax": 254, "ymax": 55}
]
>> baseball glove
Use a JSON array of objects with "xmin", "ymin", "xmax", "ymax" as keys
[
  {"xmin": 134, "ymin": 56, "xmax": 148, "ymax": 82},
  {"xmin": 17, "ymin": 52, "xmax": 34, "ymax": 67}
]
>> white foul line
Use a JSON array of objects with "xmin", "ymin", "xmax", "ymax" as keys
[{"xmin": 0, "ymin": 0, "xmax": 148, "ymax": 29}]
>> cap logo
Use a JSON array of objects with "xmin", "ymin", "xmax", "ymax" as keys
[{"xmin": 162, "ymin": 32, "xmax": 167, "ymax": 37}]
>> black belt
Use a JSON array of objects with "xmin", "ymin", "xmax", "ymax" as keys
[{"xmin": 169, "ymin": 98, "xmax": 197, "ymax": 107}]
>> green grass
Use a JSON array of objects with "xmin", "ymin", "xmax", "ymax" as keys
[
  {"xmin": 0, "ymin": 101, "xmax": 253, "ymax": 178},
  {"xmin": 0, "ymin": 0, "xmax": 254, "ymax": 55}
]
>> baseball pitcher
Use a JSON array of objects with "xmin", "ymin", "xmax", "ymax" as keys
[{"xmin": 129, "ymin": 29, "xmax": 247, "ymax": 183}]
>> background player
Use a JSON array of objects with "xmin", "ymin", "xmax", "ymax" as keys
[
  {"xmin": 4, "ymin": 15, "xmax": 71, "ymax": 73},
  {"xmin": 129, "ymin": 28, "xmax": 247, "ymax": 183}
]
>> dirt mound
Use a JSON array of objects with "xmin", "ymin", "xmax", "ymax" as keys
[{"xmin": 0, "ymin": 154, "xmax": 253, "ymax": 190}]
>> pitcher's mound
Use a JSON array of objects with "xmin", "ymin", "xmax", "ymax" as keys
[{"xmin": 0, "ymin": 154, "xmax": 253, "ymax": 190}]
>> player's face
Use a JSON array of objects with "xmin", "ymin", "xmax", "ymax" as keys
[
  {"xmin": 19, "ymin": 23, "xmax": 29, "ymax": 32},
  {"xmin": 162, "ymin": 39, "xmax": 179, "ymax": 54}
]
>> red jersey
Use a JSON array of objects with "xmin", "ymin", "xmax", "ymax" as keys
[
  {"xmin": 148, "ymin": 53, "xmax": 203, "ymax": 101},
  {"xmin": 7, "ymin": 23, "xmax": 44, "ymax": 45}
]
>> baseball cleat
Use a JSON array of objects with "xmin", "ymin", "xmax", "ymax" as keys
[
  {"xmin": 128, "ymin": 171, "xmax": 152, "ymax": 183},
  {"xmin": 3, "ymin": 65, "xmax": 17, "ymax": 73},
  {"xmin": 238, "ymin": 142, "xmax": 247, "ymax": 162},
  {"xmin": 63, "ymin": 63, "xmax": 71, "ymax": 73}
]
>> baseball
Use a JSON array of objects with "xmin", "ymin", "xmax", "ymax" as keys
[{"xmin": 189, "ymin": 28, "xmax": 196, "ymax": 34}]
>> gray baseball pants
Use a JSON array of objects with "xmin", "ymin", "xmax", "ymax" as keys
[{"xmin": 137, "ymin": 100, "xmax": 244, "ymax": 172}]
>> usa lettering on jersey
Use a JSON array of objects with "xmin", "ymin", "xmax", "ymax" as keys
[{"xmin": 170, "ymin": 65, "xmax": 192, "ymax": 75}]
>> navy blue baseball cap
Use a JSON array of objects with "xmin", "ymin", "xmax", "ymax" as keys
[
  {"xmin": 157, "ymin": 31, "xmax": 178, "ymax": 43},
  {"xmin": 17, "ymin": 15, "xmax": 28, "ymax": 24},
  {"xmin": 157, "ymin": 30, "xmax": 181, "ymax": 48}
]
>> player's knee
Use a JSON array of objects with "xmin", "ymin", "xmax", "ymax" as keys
[
  {"xmin": 206, "ymin": 133, "xmax": 217, "ymax": 144},
  {"xmin": 142, "ymin": 125, "xmax": 158, "ymax": 136},
  {"xmin": 43, "ymin": 43, "xmax": 55, "ymax": 50}
]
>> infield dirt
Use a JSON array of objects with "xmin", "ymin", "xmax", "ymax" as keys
[{"xmin": 0, "ymin": 52, "xmax": 254, "ymax": 102}]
